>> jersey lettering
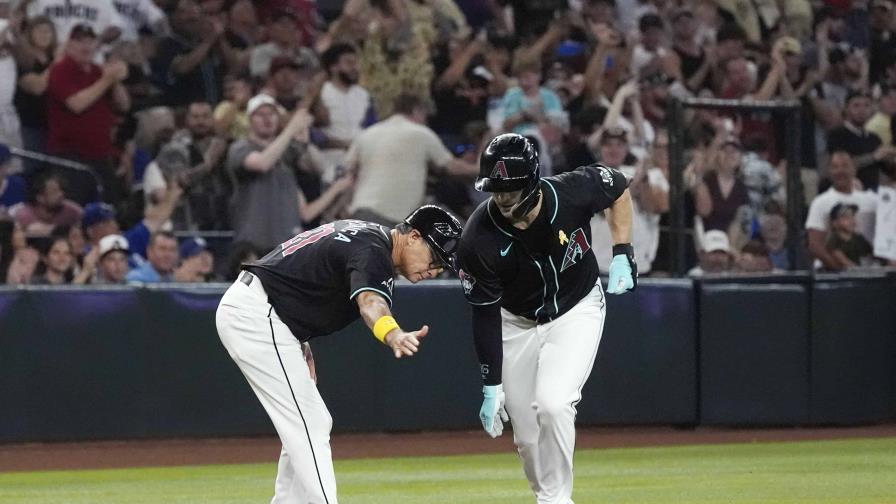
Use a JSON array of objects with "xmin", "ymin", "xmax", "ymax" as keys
[
  {"xmin": 334, "ymin": 233, "xmax": 351, "ymax": 243},
  {"xmin": 281, "ymin": 223, "xmax": 336, "ymax": 256}
]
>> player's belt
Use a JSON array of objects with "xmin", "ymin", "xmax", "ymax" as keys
[{"xmin": 240, "ymin": 271, "xmax": 254, "ymax": 286}]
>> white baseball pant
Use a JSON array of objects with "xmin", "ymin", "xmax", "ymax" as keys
[
  {"xmin": 216, "ymin": 273, "xmax": 338, "ymax": 504},
  {"xmin": 502, "ymin": 282, "xmax": 606, "ymax": 504}
]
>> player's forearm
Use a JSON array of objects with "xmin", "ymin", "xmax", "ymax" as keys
[
  {"xmin": 356, "ymin": 290, "xmax": 393, "ymax": 330},
  {"xmin": 607, "ymin": 188, "xmax": 634, "ymax": 245},
  {"xmin": 472, "ymin": 303, "xmax": 503, "ymax": 386}
]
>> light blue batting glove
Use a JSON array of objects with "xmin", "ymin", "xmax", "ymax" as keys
[
  {"xmin": 607, "ymin": 244, "xmax": 637, "ymax": 294},
  {"xmin": 480, "ymin": 384, "xmax": 509, "ymax": 438}
]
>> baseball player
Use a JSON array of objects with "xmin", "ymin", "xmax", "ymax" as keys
[
  {"xmin": 216, "ymin": 205, "xmax": 462, "ymax": 504},
  {"xmin": 456, "ymin": 134, "xmax": 636, "ymax": 503}
]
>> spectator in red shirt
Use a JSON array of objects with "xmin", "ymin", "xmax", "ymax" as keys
[
  {"xmin": 46, "ymin": 24, "xmax": 130, "ymax": 204},
  {"xmin": 9, "ymin": 172, "xmax": 83, "ymax": 236}
]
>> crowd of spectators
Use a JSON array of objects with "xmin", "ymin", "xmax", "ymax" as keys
[{"xmin": 0, "ymin": 0, "xmax": 895, "ymax": 286}]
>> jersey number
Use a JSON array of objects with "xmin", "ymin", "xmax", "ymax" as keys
[{"xmin": 281, "ymin": 223, "xmax": 336, "ymax": 257}]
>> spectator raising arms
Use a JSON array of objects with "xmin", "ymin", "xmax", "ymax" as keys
[
  {"xmin": 46, "ymin": 24, "xmax": 130, "ymax": 204},
  {"xmin": 227, "ymin": 95, "xmax": 352, "ymax": 252}
]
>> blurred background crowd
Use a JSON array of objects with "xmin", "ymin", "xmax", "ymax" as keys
[{"xmin": 0, "ymin": 0, "xmax": 894, "ymax": 285}]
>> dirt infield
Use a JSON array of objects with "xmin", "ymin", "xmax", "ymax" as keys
[{"xmin": 2, "ymin": 424, "xmax": 895, "ymax": 473}]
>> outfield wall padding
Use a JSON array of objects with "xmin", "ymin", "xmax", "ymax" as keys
[
  {"xmin": 1, "ymin": 274, "xmax": 894, "ymax": 442},
  {"xmin": 698, "ymin": 281, "xmax": 810, "ymax": 425}
]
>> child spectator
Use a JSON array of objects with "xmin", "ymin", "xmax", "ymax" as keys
[{"xmin": 826, "ymin": 203, "xmax": 874, "ymax": 270}]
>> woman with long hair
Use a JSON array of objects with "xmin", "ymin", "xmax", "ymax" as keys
[{"xmin": 31, "ymin": 235, "xmax": 76, "ymax": 285}]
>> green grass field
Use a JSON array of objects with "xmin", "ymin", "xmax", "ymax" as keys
[{"xmin": 1, "ymin": 437, "xmax": 894, "ymax": 504}]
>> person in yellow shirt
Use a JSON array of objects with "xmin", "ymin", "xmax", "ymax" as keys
[{"xmin": 866, "ymin": 84, "xmax": 895, "ymax": 148}]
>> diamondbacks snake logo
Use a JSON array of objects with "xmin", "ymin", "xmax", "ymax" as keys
[
  {"xmin": 560, "ymin": 228, "xmax": 591, "ymax": 272},
  {"xmin": 459, "ymin": 269, "xmax": 476, "ymax": 295},
  {"xmin": 490, "ymin": 160, "xmax": 508, "ymax": 178}
]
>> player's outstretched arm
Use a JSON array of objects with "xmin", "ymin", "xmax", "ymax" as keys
[
  {"xmin": 606, "ymin": 188, "xmax": 638, "ymax": 293},
  {"xmin": 356, "ymin": 291, "xmax": 429, "ymax": 359}
]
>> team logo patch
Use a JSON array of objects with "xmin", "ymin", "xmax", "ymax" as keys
[
  {"xmin": 597, "ymin": 167, "xmax": 615, "ymax": 187},
  {"xmin": 459, "ymin": 269, "xmax": 476, "ymax": 295},
  {"xmin": 560, "ymin": 228, "xmax": 591, "ymax": 272},
  {"xmin": 490, "ymin": 160, "xmax": 508, "ymax": 178},
  {"xmin": 381, "ymin": 278, "xmax": 394, "ymax": 295}
]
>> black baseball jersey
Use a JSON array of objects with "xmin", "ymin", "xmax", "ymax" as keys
[
  {"xmin": 243, "ymin": 220, "xmax": 395, "ymax": 341},
  {"xmin": 457, "ymin": 164, "xmax": 628, "ymax": 323}
]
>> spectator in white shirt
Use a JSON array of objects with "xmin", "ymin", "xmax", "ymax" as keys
[
  {"xmin": 805, "ymin": 151, "xmax": 878, "ymax": 271},
  {"xmin": 316, "ymin": 43, "xmax": 374, "ymax": 175},
  {"xmin": 346, "ymin": 93, "xmax": 477, "ymax": 227}
]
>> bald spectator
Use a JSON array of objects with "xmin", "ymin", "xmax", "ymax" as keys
[
  {"xmin": 346, "ymin": 93, "xmax": 477, "ymax": 227},
  {"xmin": 9, "ymin": 173, "xmax": 83, "ymax": 235},
  {"xmin": 806, "ymin": 152, "xmax": 878, "ymax": 271}
]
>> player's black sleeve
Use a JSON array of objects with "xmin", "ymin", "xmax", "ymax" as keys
[
  {"xmin": 346, "ymin": 245, "xmax": 395, "ymax": 306},
  {"xmin": 456, "ymin": 241, "xmax": 503, "ymax": 306},
  {"xmin": 558, "ymin": 164, "xmax": 629, "ymax": 214},
  {"xmin": 472, "ymin": 303, "xmax": 503, "ymax": 386}
]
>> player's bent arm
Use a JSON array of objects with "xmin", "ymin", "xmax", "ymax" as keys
[
  {"xmin": 356, "ymin": 290, "xmax": 429, "ymax": 359},
  {"xmin": 606, "ymin": 188, "xmax": 634, "ymax": 245}
]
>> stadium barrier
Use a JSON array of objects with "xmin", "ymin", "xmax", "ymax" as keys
[{"xmin": 0, "ymin": 274, "xmax": 893, "ymax": 442}]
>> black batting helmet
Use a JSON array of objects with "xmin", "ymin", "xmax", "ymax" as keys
[
  {"xmin": 404, "ymin": 205, "xmax": 463, "ymax": 271},
  {"xmin": 476, "ymin": 133, "xmax": 540, "ymax": 193}
]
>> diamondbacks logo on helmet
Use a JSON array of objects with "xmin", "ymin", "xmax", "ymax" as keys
[
  {"xmin": 490, "ymin": 160, "xmax": 509, "ymax": 179},
  {"xmin": 560, "ymin": 228, "xmax": 591, "ymax": 272}
]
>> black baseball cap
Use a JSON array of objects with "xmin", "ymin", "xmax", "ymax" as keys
[
  {"xmin": 829, "ymin": 203, "xmax": 858, "ymax": 220},
  {"xmin": 70, "ymin": 24, "xmax": 97, "ymax": 40}
]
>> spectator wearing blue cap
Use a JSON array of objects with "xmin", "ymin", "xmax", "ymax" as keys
[
  {"xmin": 0, "ymin": 144, "xmax": 27, "ymax": 219},
  {"xmin": 126, "ymin": 231, "xmax": 178, "ymax": 283},
  {"xmin": 82, "ymin": 182, "xmax": 183, "ymax": 261},
  {"xmin": 174, "ymin": 236, "xmax": 214, "ymax": 282}
]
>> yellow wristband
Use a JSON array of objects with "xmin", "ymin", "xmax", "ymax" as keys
[{"xmin": 373, "ymin": 316, "xmax": 400, "ymax": 343}]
